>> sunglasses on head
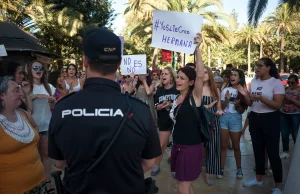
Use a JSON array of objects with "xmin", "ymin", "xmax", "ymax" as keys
[
  {"xmin": 287, "ymin": 81, "xmax": 296, "ymax": 85},
  {"xmin": 32, "ymin": 66, "xmax": 44, "ymax": 71}
]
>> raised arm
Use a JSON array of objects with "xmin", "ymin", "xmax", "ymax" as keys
[{"xmin": 192, "ymin": 33, "xmax": 204, "ymax": 107}]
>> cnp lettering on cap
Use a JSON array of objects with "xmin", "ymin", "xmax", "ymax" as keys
[
  {"xmin": 62, "ymin": 108, "xmax": 124, "ymax": 118},
  {"xmin": 104, "ymin": 47, "xmax": 116, "ymax": 52}
]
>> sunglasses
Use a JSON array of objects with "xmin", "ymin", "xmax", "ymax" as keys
[
  {"xmin": 255, "ymin": 64, "xmax": 266, "ymax": 68},
  {"xmin": 123, "ymin": 75, "xmax": 130, "ymax": 79},
  {"xmin": 32, "ymin": 66, "xmax": 44, "ymax": 71},
  {"xmin": 287, "ymin": 81, "xmax": 296, "ymax": 85}
]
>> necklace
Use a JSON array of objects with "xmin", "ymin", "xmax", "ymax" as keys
[{"xmin": 0, "ymin": 110, "xmax": 35, "ymax": 143}]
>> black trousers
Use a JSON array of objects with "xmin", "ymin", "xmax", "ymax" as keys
[{"xmin": 249, "ymin": 111, "xmax": 282, "ymax": 183}]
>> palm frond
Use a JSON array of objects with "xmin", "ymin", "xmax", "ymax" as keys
[{"xmin": 248, "ymin": 0, "xmax": 269, "ymax": 26}]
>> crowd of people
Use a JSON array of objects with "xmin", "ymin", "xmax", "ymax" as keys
[{"xmin": 0, "ymin": 28, "xmax": 299, "ymax": 194}]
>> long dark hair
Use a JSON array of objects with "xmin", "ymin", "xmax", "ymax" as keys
[
  {"xmin": 135, "ymin": 68, "xmax": 152, "ymax": 89},
  {"xmin": 27, "ymin": 60, "xmax": 52, "ymax": 96},
  {"xmin": 229, "ymin": 69, "xmax": 247, "ymax": 109},
  {"xmin": 0, "ymin": 60, "xmax": 22, "ymax": 77},
  {"xmin": 177, "ymin": 66, "xmax": 196, "ymax": 92},
  {"xmin": 48, "ymin": 71, "xmax": 61, "ymax": 88},
  {"xmin": 66, "ymin": 64, "xmax": 78, "ymax": 77},
  {"xmin": 259, "ymin": 58, "xmax": 280, "ymax": 79}
]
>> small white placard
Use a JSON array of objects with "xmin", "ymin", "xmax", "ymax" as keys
[
  {"xmin": 0, "ymin": 45, "xmax": 7, "ymax": 56},
  {"xmin": 151, "ymin": 10, "xmax": 203, "ymax": 54},
  {"xmin": 120, "ymin": 55, "xmax": 147, "ymax": 75}
]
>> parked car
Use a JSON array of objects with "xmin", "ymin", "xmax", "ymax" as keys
[{"xmin": 280, "ymin": 73, "xmax": 300, "ymax": 86}]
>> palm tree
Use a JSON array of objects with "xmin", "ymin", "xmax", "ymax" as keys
[
  {"xmin": 124, "ymin": 0, "xmax": 235, "ymax": 68},
  {"xmin": 236, "ymin": 24, "xmax": 259, "ymax": 73},
  {"xmin": 0, "ymin": 0, "xmax": 26, "ymax": 21},
  {"xmin": 248, "ymin": 0, "xmax": 300, "ymax": 26},
  {"xmin": 256, "ymin": 22, "xmax": 272, "ymax": 58},
  {"xmin": 202, "ymin": 24, "xmax": 232, "ymax": 67},
  {"xmin": 266, "ymin": 3, "xmax": 298, "ymax": 72}
]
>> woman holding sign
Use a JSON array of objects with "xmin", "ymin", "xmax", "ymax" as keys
[{"xmin": 169, "ymin": 33, "xmax": 204, "ymax": 194}]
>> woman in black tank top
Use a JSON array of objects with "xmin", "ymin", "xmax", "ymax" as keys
[{"xmin": 169, "ymin": 33, "xmax": 205, "ymax": 194}]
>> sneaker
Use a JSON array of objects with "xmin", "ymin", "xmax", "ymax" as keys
[
  {"xmin": 265, "ymin": 168, "xmax": 273, "ymax": 176},
  {"xmin": 166, "ymin": 141, "xmax": 173, "ymax": 148},
  {"xmin": 228, "ymin": 140, "xmax": 233, "ymax": 149},
  {"xmin": 243, "ymin": 177, "xmax": 263, "ymax": 187},
  {"xmin": 272, "ymin": 188, "xmax": 282, "ymax": 194},
  {"xmin": 237, "ymin": 168, "xmax": 243, "ymax": 179},
  {"xmin": 217, "ymin": 169, "xmax": 224, "ymax": 179},
  {"xmin": 151, "ymin": 165, "xmax": 160, "ymax": 176},
  {"xmin": 172, "ymin": 183, "xmax": 178, "ymax": 191},
  {"xmin": 280, "ymin": 152, "xmax": 290, "ymax": 159}
]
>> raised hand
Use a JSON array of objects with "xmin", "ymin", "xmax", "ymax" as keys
[
  {"xmin": 21, "ymin": 81, "xmax": 31, "ymax": 95},
  {"xmin": 194, "ymin": 33, "xmax": 203, "ymax": 47},
  {"xmin": 138, "ymin": 75, "xmax": 147, "ymax": 82},
  {"xmin": 237, "ymin": 84, "xmax": 248, "ymax": 96},
  {"xmin": 48, "ymin": 96, "xmax": 56, "ymax": 104}
]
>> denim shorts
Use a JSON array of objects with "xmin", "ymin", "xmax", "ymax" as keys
[{"xmin": 220, "ymin": 113, "xmax": 242, "ymax": 132}]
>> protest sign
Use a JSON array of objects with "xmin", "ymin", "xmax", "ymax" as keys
[
  {"xmin": 0, "ymin": 45, "xmax": 8, "ymax": 56},
  {"xmin": 119, "ymin": 36, "xmax": 124, "ymax": 55},
  {"xmin": 120, "ymin": 55, "xmax": 147, "ymax": 75},
  {"xmin": 151, "ymin": 10, "xmax": 203, "ymax": 54}
]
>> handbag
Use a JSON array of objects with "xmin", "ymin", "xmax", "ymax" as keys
[{"xmin": 190, "ymin": 95, "xmax": 216, "ymax": 143}]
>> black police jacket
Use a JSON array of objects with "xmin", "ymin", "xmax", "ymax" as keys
[{"xmin": 48, "ymin": 77, "xmax": 161, "ymax": 194}]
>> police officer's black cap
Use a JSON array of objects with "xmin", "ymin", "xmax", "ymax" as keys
[{"xmin": 82, "ymin": 27, "xmax": 121, "ymax": 64}]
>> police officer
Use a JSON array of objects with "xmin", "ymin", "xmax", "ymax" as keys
[{"xmin": 48, "ymin": 27, "xmax": 161, "ymax": 194}]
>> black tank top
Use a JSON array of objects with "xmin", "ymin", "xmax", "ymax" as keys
[{"xmin": 171, "ymin": 96, "xmax": 201, "ymax": 145}]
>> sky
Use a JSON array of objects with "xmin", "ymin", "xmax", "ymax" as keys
[{"xmin": 111, "ymin": 0, "xmax": 279, "ymax": 35}]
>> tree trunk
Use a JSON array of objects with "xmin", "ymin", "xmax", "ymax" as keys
[
  {"xmin": 208, "ymin": 46, "xmax": 211, "ymax": 67},
  {"xmin": 280, "ymin": 32, "xmax": 285, "ymax": 73},
  {"xmin": 248, "ymin": 41, "xmax": 251, "ymax": 73},
  {"xmin": 287, "ymin": 56, "xmax": 290, "ymax": 72},
  {"xmin": 260, "ymin": 41, "xmax": 263, "ymax": 58},
  {"xmin": 152, "ymin": 48, "xmax": 159, "ymax": 69}
]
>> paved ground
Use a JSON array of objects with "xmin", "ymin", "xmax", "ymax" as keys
[
  {"xmin": 145, "ymin": 130, "xmax": 294, "ymax": 194},
  {"xmin": 51, "ymin": 112, "xmax": 296, "ymax": 194},
  {"xmin": 145, "ymin": 109, "xmax": 295, "ymax": 194}
]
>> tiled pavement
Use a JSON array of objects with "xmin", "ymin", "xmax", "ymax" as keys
[
  {"xmin": 51, "ymin": 112, "xmax": 296, "ymax": 194},
  {"xmin": 145, "ymin": 130, "xmax": 294, "ymax": 194}
]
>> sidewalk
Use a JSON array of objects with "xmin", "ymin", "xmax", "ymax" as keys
[{"xmin": 146, "ymin": 112, "xmax": 295, "ymax": 194}]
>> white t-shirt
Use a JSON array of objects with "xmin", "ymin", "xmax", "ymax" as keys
[
  {"xmin": 250, "ymin": 77, "xmax": 285, "ymax": 113},
  {"xmin": 221, "ymin": 87, "xmax": 239, "ymax": 114},
  {"xmin": 32, "ymin": 84, "xmax": 56, "ymax": 132}
]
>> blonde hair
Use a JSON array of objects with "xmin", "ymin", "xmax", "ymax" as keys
[
  {"xmin": 159, "ymin": 66, "xmax": 177, "ymax": 87},
  {"xmin": 204, "ymin": 66, "xmax": 219, "ymax": 99}
]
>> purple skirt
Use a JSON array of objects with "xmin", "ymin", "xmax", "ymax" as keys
[{"xmin": 170, "ymin": 144, "xmax": 203, "ymax": 181}]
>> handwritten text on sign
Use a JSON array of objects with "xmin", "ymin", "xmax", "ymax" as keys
[
  {"xmin": 151, "ymin": 10, "xmax": 203, "ymax": 54},
  {"xmin": 120, "ymin": 55, "xmax": 147, "ymax": 75}
]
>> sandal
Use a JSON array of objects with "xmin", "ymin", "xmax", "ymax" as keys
[
  {"xmin": 45, "ymin": 181, "xmax": 55, "ymax": 194},
  {"xmin": 206, "ymin": 178, "xmax": 214, "ymax": 187}
]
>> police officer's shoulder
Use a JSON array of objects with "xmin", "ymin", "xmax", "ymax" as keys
[
  {"xmin": 55, "ymin": 92, "xmax": 77, "ymax": 106},
  {"xmin": 127, "ymin": 95, "xmax": 149, "ymax": 108}
]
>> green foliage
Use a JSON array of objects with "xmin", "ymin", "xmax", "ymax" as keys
[{"xmin": 0, "ymin": 0, "xmax": 116, "ymax": 69}]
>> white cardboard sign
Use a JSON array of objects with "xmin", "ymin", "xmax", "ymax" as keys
[
  {"xmin": 120, "ymin": 55, "xmax": 147, "ymax": 75},
  {"xmin": 151, "ymin": 10, "xmax": 203, "ymax": 54},
  {"xmin": 0, "ymin": 45, "xmax": 7, "ymax": 56}
]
